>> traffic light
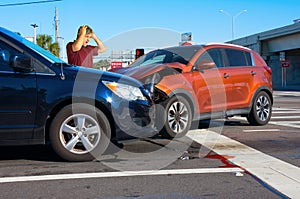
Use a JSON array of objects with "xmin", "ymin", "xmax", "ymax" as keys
[{"xmin": 135, "ymin": 48, "xmax": 144, "ymax": 59}]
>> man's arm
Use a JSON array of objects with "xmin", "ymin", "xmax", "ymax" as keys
[
  {"xmin": 72, "ymin": 26, "xmax": 86, "ymax": 52},
  {"xmin": 92, "ymin": 33, "xmax": 107, "ymax": 53}
]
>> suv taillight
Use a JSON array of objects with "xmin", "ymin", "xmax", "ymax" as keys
[{"xmin": 264, "ymin": 66, "xmax": 272, "ymax": 75}]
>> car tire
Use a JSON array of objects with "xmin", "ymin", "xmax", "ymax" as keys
[
  {"xmin": 160, "ymin": 96, "xmax": 192, "ymax": 138},
  {"xmin": 247, "ymin": 91, "xmax": 272, "ymax": 126},
  {"xmin": 49, "ymin": 103, "xmax": 111, "ymax": 161}
]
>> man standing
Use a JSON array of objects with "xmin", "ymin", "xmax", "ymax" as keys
[{"xmin": 66, "ymin": 25, "xmax": 106, "ymax": 68}]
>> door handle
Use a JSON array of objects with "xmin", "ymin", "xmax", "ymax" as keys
[
  {"xmin": 251, "ymin": 71, "xmax": 256, "ymax": 75},
  {"xmin": 223, "ymin": 73, "xmax": 231, "ymax": 78}
]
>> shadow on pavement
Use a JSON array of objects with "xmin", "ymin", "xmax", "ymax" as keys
[{"xmin": 0, "ymin": 145, "xmax": 64, "ymax": 162}]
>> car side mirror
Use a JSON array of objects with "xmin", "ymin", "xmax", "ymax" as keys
[
  {"xmin": 10, "ymin": 54, "xmax": 34, "ymax": 72},
  {"xmin": 197, "ymin": 60, "xmax": 216, "ymax": 70}
]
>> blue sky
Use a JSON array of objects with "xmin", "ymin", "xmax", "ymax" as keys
[{"xmin": 1, "ymin": 0, "xmax": 300, "ymax": 58}]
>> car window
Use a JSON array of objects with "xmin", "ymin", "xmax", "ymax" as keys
[
  {"xmin": 1, "ymin": 27, "xmax": 65, "ymax": 64},
  {"xmin": 0, "ymin": 39, "xmax": 55, "ymax": 74},
  {"xmin": 0, "ymin": 40, "xmax": 20, "ymax": 72},
  {"xmin": 131, "ymin": 47, "xmax": 198, "ymax": 68},
  {"xmin": 196, "ymin": 48, "xmax": 224, "ymax": 68},
  {"xmin": 140, "ymin": 54, "xmax": 166, "ymax": 66},
  {"xmin": 224, "ymin": 49, "xmax": 253, "ymax": 67},
  {"xmin": 34, "ymin": 59, "xmax": 55, "ymax": 74},
  {"xmin": 245, "ymin": 52, "xmax": 253, "ymax": 66}
]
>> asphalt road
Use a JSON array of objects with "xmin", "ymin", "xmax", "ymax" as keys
[{"xmin": 0, "ymin": 91, "xmax": 299, "ymax": 199}]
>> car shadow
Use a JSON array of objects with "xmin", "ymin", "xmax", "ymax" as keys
[
  {"xmin": 0, "ymin": 120, "xmax": 251, "ymax": 162},
  {"xmin": 0, "ymin": 145, "xmax": 64, "ymax": 162},
  {"xmin": 191, "ymin": 119, "xmax": 251, "ymax": 130},
  {"xmin": 0, "ymin": 141, "xmax": 125, "ymax": 162}
]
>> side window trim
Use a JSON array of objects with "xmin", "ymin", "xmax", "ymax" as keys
[{"xmin": 250, "ymin": 52, "xmax": 256, "ymax": 66}]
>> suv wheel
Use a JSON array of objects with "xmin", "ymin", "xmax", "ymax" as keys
[
  {"xmin": 247, "ymin": 91, "xmax": 272, "ymax": 125},
  {"xmin": 160, "ymin": 96, "xmax": 192, "ymax": 138},
  {"xmin": 50, "ymin": 103, "xmax": 111, "ymax": 161}
]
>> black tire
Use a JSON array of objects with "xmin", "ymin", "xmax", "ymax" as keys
[
  {"xmin": 49, "ymin": 103, "xmax": 111, "ymax": 161},
  {"xmin": 160, "ymin": 96, "xmax": 192, "ymax": 138},
  {"xmin": 247, "ymin": 91, "xmax": 272, "ymax": 126}
]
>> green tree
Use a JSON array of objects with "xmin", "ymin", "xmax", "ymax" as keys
[
  {"xmin": 36, "ymin": 34, "xmax": 60, "ymax": 57},
  {"xmin": 49, "ymin": 42, "xmax": 60, "ymax": 57},
  {"xmin": 94, "ymin": 59, "xmax": 110, "ymax": 70}
]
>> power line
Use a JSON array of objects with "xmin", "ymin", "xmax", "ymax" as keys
[{"xmin": 0, "ymin": 0, "xmax": 62, "ymax": 7}]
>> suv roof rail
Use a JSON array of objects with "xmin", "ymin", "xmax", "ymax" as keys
[{"xmin": 204, "ymin": 42, "xmax": 251, "ymax": 51}]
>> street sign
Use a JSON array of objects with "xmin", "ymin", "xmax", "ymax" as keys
[
  {"xmin": 110, "ymin": 61, "xmax": 123, "ymax": 69},
  {"xmin": 281, "ymin": 60, "xmax": 290, "ymax": 68},
  {"xmin": 279, "ymin": 52, "xmax": 285, "ymax": 61},
  {"xmin": 181, "ymin": 32, "xmax": 192, "ymax": 42}
]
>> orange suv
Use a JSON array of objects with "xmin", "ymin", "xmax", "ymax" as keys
[{"xmin": 110, "ymin": 43, "xmax": 273, "ymax": 138}]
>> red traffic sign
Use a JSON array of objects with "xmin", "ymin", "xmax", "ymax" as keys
[
  {"xmin": 110, "ymin": 62, "xmax": 123, "ymax": 69},
  {"xmin": 281, "ymin": 60, "xmax": 290, "ymax": 68}
]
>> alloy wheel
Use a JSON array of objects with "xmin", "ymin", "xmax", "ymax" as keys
[
  {"xmin": 59, "ymin": 114, "xmax": 101, "ymax": 154},
  {"xmin": 255, "ymin": 95, "xmax": 271, "ymax": 122},
  {"xmin": 167, "ymin": 101, "xmax": 189, "ymax": 134}
]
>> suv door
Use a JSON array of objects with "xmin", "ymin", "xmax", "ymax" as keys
[
  {"xmin": 222, "ymin": 48, "xmax": 254, "ymax": 109},
  {"xmin": 0, "ymin": 39, "xmax": 37, "ymax": 139},
  {"xmin": 191, "ymin": 48, "xmax": 230, "ymax": 114}
]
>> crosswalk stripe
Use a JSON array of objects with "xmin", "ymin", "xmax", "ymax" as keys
[
  {"xmin": 270, "ymin": 121, "xmax": 300, "ymax": 129},
  {"xmin": 0, "ymin": 167, "xmax": 244, "ymax": 184},
  {"xmin": 271, "ymin": 116, "xmax": 300, "ymax": 119},
  {"xmin": 187, "ymin": 129, "xmax": 300, "ymax": 199},
  {"xmin": 243, "ymin": 129, "xmax": 280, "ymax": 132}
]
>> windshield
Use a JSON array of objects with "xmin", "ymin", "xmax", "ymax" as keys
[
  {"xmin": 0, "ymin": 27, "xmax": 65, "ymax": 64},
  {"xmin": 130, "ymin": 46, "xmax": 203, "ymax": 68}
]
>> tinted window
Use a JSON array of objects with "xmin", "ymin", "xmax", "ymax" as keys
[
  {"xmin": 0, "ymin": 27, "xmax": 64, "ymax": 64},
  {"xmin": 0, "ymin": 38, "xmax": 56, "ymax": 74},
  {"xmin": 225, "ymin": 49, "xmax": 252, "ymax": 66},
  {"xmin": 0, "ymin": 40, "xmax": 21, "ymax": 72},
  {"xmin": 140, "ymin": 53, "xmax": 167, "ymax": 66},
  {"xmin": 245, "ymin": 52, "xmax": 253, "ymax": 66},
  {"xmin": 196, "ymin": 48, "xmax": 224, "ymax": 68}
]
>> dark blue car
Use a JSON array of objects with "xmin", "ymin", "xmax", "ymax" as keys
[{"xmin": 0, "ymin": 27, "xmax": 156, "ymax": 161}]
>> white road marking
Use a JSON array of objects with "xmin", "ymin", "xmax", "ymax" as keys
[
  {"xmin": 271, "ymin": 116, "xmax": 300, "ymax": 119},
  {"xmin": 0, "ymin": 167, "xmax": 243, "ymax": 184},
  {"xmin": 270, "ymin": 121, "xmax": 300, "ymax": 129},
  {"xmin": 187, "ymin": 129, "xmax": 300, "ymax": 199},
  {"xmin": 272, "ymin": 111, "xmax": 300, "ymax": 114},
  {"xmin": 272, "ymin": 107, "xmax": 299, "ymax": 111},
  {"xmin": 243, "ymin": 129, "xmax": 280, "ymax": 132},
  {"xmin": 268, "ymin": 107, "xmax": 300, "ymax": 128}
]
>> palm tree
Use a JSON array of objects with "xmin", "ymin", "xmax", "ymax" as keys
[
  {"xmin": 36, "ymin": 34, "xmax": 60, "ymax": 57},
  {"xmin": 49, "ymin": 42, "xmax": 60, "ymax": 57}
]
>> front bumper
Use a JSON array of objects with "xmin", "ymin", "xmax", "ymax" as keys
[{"xmin": 111, "ymin": 98, "xmax": 156, "ymax": 140}]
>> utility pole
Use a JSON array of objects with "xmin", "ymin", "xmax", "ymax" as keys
[
  {"xmin": 54, "ymin": 7, "xmax": 64, "ymax": 58},
  {"xmin": 58, "ymin": 36, "xmax": 64, "ymax": 59},
  {"xmin": 31, "ymin": 23, "xmax": 38, "ymax": 44},
  {"xmin": 55, "ymin": 7, "xmax": 59, "ymax": 44}
]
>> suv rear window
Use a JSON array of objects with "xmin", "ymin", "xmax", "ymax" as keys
[{"xmin": 225, "ymin": 48, "xmax": 253, "ymax": 67}]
